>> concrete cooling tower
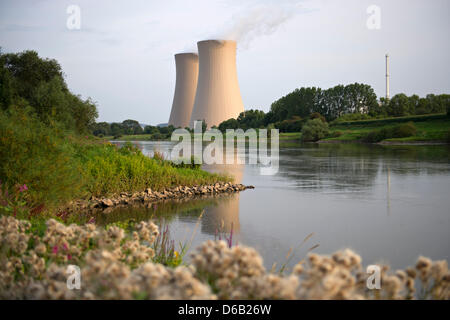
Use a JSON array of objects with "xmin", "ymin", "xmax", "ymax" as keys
[
  {"xmin": 190, "ymin": 40, "xmax": 244, "ymax": 128},
  {"xmin": 168, "ymin": 53, "xmax": 199, "ymax": 128}
]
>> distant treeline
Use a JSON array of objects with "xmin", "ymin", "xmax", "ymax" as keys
[
  {"xmin": 89, "ymin": 81, "xmax": 450, "ymax": 137},
  {"xmin": 91, "ymin": 120, "xmax": 177, "ymax": 139},
  {"xmin": 216, "ymin": 84, "xmax": 450, "ymax": 132}
]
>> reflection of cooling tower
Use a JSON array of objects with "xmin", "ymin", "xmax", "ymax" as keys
[
  {"xmin": 168, "ymin": 53, "xmax": 199, "ymax": 128},
  {"xmin": 190, "ymin": 40, "xmax": 244, "ymax": 128},
  {"xmin": 201, "ymin": 161, "xmax": 244, "ymax": 233}
]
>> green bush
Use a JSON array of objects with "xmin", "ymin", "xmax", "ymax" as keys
[
  {"xmin": 363, "ymin": 128, "xmax": 390, "ymax": 143},
  {"xmin": 310, "ymin": 112, "xmax": 326, "ymax": 123},
  {"xmin": 0, "ymin": 107, "xmax": 84, "ymax": 208},
  {"xmin": 274, "ymin": 117, "xmax": 304, "ymax": 133},
  {"xmin": 301, "ymin": 119, "xmax": 329, "ymax": 142},
  {"xmin": 363, "ymin": 122, "xmax": 417, "ymax": 143},
  {"xmin": 391, "ymin": 122, "xmax": 417, "ymax": 138},
  {"xmin": 330, "ymin": 131, "xmax": 343, "ymax": 138}
]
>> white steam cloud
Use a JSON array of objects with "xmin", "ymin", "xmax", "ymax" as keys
[{"xmin": 222, "ymin": 3, "xmax": 304, "ymax": 49}]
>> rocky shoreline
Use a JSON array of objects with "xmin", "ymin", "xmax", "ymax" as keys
[{"xmin": 64, "ymin": 182, "xmax": 254, "ymax": 214}]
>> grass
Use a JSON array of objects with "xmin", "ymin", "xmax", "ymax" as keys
[
  {"xmin": 77, "ymin": 142, "xmax": 229, "ymax": 198},
  {"xmin": 0, "ymin": 108, "xmax": 230, "ymax": 218},
  {"xmin": 325, "ymin": 117, "xmax": 450, "ymax": 143}
]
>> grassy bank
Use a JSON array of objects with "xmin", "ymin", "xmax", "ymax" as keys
[
  {"xmin": 324, "ymin": 115, "xmax": 450, "ymax": 143},
  {"xmin": 0, "ymin": 108, "xmax": 229, "ymax": 218}
]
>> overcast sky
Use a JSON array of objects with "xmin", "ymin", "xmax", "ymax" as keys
[{"xmin": 1, "ymin": 0, "xmax": 449, "ymax": 124}]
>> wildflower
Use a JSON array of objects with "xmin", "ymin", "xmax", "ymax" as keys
[
  {"xmin": 19, "ymin": 184, "xmax": 28, "ymax": 192},
  {"xmin": 52, "ymin": 246, "xmax": 58, "ymax": 254}
]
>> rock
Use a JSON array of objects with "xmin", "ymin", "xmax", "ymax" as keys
[
  {"xmin": 101, "ymin": 199, "xmax": 114, "ymax": 207},
  {"xmin": 145, "ymin": 188, "xmax": 152, "ymax": 194}
]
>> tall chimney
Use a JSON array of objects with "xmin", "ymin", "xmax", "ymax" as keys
[
  {"xmin": 190, "ymin": 40, "xmax": 244, "ymax": 128},
  {"xmin": 385, "ymin": 53, "xmax": 390, "ymax": 100},
  {"xmin": 168, "ymin": 53, "xmax": 199, "ymax": 128}
]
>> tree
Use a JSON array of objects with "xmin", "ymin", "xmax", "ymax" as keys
[
  {"xmin": 237, "ymin": 109, "xmax": 265, "ymax": 129},
  {"xmin": 301, "ymin": 118, "xmax": 329, "ymax": 142},
  {"xmin": 122, "ymin": 119, "xmax": 143, "ymax": 135},
  {"xmin": 218, "ymin": 118, "xmax": 239, "ymax": 131},
  {"xmin": 110, "ymin": 122, "xmax": 124, "ymax": 136},
  {"xmin": 144, "ymin": 125, "xmax": 159, "ymax": 134},
  {"xmin": 0, "ymin": 50, "xmax": 98, "ymax": 133},
  {"xmin": 91, "ymin": 122, "xmax": 111, "ymax": 136},
  {"xmin": 387, "ymin": 94, "xmax": 415, "ymax": 116}
]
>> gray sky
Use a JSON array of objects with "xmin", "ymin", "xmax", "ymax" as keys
[{"xmin": 1, "ymin": 0, "xmax": 449, "ymax": 124}]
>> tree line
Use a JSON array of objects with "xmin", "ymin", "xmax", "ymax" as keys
[
  {"xmin": 216, "ymin": 83, "xmax": 450, "ymax": 132},
  {"xmin": 91, "ymin": 120, "xmax": 177, "ymax": 139}
]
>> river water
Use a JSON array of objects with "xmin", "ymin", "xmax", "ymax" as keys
[{"xmin": 105, "ymin": 140, "xmax": 450, "ymax": 271}]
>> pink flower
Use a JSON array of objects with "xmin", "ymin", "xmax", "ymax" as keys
[
  {"xmin": 67, "ymin": 254, "xmax": 72, "ymax": 260},
  {"xmin": 88, "ymin": 217, "xmax": 95, "ymax": 224},
  {"xmin": 19, "ymin": 184, "xmax": 28, "ymax": 192},
  {"xmin": 63, "ymin": 243, "xmax": 68, "ymax": 251},
  {"xmin": 52, "ymin": 246, "xmax": 58, "ymax": 254}
]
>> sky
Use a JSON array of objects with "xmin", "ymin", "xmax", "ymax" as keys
[{"xmin": 1, "ymin": 0, "xmax": 449, "ymax": 124}]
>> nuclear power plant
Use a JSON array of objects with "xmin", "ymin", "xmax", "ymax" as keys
[
  {"xmin": 168, "ymin": 40, "xmax": 244, "ymax": 128},
  {"xmin": 168, "ymin": 53, "xmax": 199, "ymax": 128}
]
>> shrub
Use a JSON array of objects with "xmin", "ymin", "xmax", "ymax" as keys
[
  {"xmin": 310, "ymin": 112, "xmax": 326, "ymax": 123},
  {"xmin": 391, "ymin": 122, "xmax": 417, "ymax": 138},
  {"xmin": 330, "ymin": 131, "xmax": 343, "ymax": 138},
  {"xmin": 0, "ymin": 107, "xmax": 84, "ymax": 208},
  {"xmin": 274, "ymin": 117, "xmax": 304, "ymax": 133},
  {"xmin": 363, "ymin": 122, "xmax": 417, "ymax": 143},
  {"xmin": 301, "ymin": 119, "xmax": 329, "ymax": 142},
  {"xmin": 364, "ymin": 128, "xmax": 390, "ymax": 143}
]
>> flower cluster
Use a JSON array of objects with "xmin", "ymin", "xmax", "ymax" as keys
[{"xmin": 1, "ymin": 216, "xmax": 449, "ymax": 300}]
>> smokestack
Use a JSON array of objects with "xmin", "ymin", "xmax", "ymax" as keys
[
  {"xmin": 385, "ymin": 53, "xmax": 390, "ymax": 100},
  {"xmin": 190, "ymin": 40, "xmax": 244, "ymax": 128},
  {"xmin": 168, "ymin": 53, "xmax": 199, "ymax": 128}
]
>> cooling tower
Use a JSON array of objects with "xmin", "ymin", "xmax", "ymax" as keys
[
  {"xmin": 190, "ymin": 40, "xmax": 244, "ymax": 128},
  {"xmin": 168, "ymin": 53, "xmax": 199, "ymax": 128}
]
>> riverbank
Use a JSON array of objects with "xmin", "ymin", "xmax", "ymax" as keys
[
  {"xmin": 324, "ymin": 115, "xmax": 450, "ymax": 144},
  {"xmin": 63, "ymin": 182, "xmax": 254, "ymax": 217}
]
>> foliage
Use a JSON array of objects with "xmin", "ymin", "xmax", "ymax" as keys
[
  {"xmin": 363, "ymin": 122, "xmax": 417, "ymax": 143},
  {"xmin": 0, "ymin": 107, "xmax": 84, "ymax": 208},
  {"xmin": 0, "ymin": 108, "xmax": 227, "ymax": 213},
  {"xmin": 269, "ymin": 83, "xmax": 378, "ymax": 122},
  {"xmin": 334, "ymin": 113, "xmax": 447, "ymax": 126},
  {"xmin": 77, "ymin": 142, "xmax": 226, "ymax": 197},
  {"xmin": 0, "ymin": 50, "xmax": 97, "ymax": 133},
  {"xmin": 301, "ymin": 119, "xmax": 330, "ymax": 142},
  {"xmin": 273, "ymin": 116, "xmax": 304, "ymax": 133}
]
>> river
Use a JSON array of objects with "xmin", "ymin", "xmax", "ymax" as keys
[{"xmin": 103, "ymin": 140, "xmax": 450, "ymax": 271}]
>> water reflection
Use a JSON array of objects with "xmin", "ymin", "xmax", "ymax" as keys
[{"xmin": 107, "ymin": 140, "xmax": 450, "ymax": 270}]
